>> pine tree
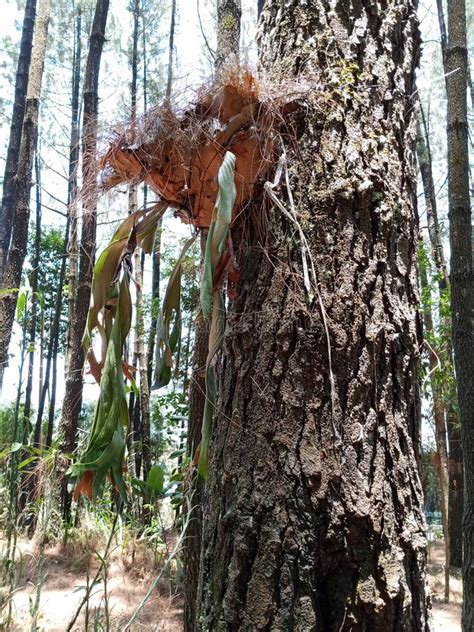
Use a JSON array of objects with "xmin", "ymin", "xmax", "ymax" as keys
[
  {"xmin": 0, "ymin": 0, "xmax": 50, "ymax": 395},
  {"xmin": 59, "ymin": 0, "xmax": 110, "ymax": 514},
  {"xmin": 197, "ymin": 1, "xmax": 430, "ymax": 628},
  {"xmin": 444, "ymin": 0, "xmax": 474, "ymax": 627}
]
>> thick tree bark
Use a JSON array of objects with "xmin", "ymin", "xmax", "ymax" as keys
[
  {"xmin": 59, "ymin": 0, "xmax": 109, "ymax": 514},
  {"xmin": 198, "ymin": 1, "xmax": 429, "ymax": 629},
  {"xmin": 0, "ymin": 0, "xmax": 37, "ymax": 281},
  {"xmin": 416, "ymin": 110, "xmax": 463, "ymax": 568},
  {"xmin": 0, "ymin": 0, "xmax": 49, "ymax": 396},
  {"xmin": 444, "ymin": 0, "xmax": 474, "ymax": 628}
]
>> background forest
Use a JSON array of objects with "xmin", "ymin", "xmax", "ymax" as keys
[{"xmin": 0, "ymin": 0, "xmax": 472, "ymax": 630}]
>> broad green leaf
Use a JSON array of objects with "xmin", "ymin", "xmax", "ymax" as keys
[
  {"xmin": 146, "ymin": 465, "xmax": 165, "ymax": 496},
  {"xmin": 16, "ymin": 290, "xmax": 27, "ymax": 322},
  {"xmin": 10, "ymin": 442, "xmax": 23, "ymax": 453},
  {"xmin": 200, "ymin": 151, "xmax": 236, "ymax": 319}
]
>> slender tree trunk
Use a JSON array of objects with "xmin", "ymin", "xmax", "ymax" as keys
[
  {"xmin": 59, "ymin": 0, "xmax": 110, "ymax": 514},
  {"xmin": 435, "ymin": 0, "xmax": 465, "ymax": 570},
  {"xmin": 184, "ymin": 310, "xmax": 209, "ymax": 631},
  {"xmin": 416, "ymin": 112, "xmax": 463, "ymax": 568},
  {"xmin": 0, "ymin": 0, "xmax": 49, "ymax": 396},
  {"xmin": 198, "ymin": 2, "xmax": 429, "ymax": 629},
  {"xmin": 0, "ymin": 0, "xmax": 37, "ymax": 280},
  {"xmin": 127, "ymin": 0, "xmax": 141, "ymax": 479},
  {"xmin": 38, "ymin": 312, "xmax": 44, "ymax": 398},
  {"xmin": 23, "ymin": 153, "xmax": 42, "ymax": 442},
  {"xmin": 56, "ymin": 7, "xmax": 81, "ymax": 514},
  {"xmin": 419, "ymin": 255, "xmax": 450, "ymax": 601},
  {"xmin": 444, "ymin": 0, "xmax": 474, "ymax": 628},
  {"xmin": 136, "ymin": 251, "xmax": 152, "ymax": 478},
  {"xmin": 65, "ymin": 8, "xmax": 82, "ymax": 376},
  {"xmin": 146, "ymin": 0, "xmax": 176, "ymax": 382}
]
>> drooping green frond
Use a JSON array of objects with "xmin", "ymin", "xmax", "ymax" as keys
[
  {"xmin": 83, "ymin": 202, "xmax": 167, "ymax": 352},
  {"xmin": 154, "ymin": 235, "xmax": 196, "ymax": 389},
  {"xmin": 69, "ymin": 277, "xmax": 130, "ymax": 502}
]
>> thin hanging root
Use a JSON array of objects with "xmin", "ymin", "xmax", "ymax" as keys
[{"xmin": 264, "ymin": 150, "xmax": 340, "ymax": 443}]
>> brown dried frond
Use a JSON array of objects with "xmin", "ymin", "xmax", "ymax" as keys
[{"xmin": 99, "ymin": 66, "xmax": 314, "ymax": 230}]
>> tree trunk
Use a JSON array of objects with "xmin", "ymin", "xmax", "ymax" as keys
[
  {"xmin": 184, "ymin": 312, "xmax": 209, "ymax": 631},
  {"xmin": 216, "ymin": 0, "xmax": 241, "ymax": 72},
  {"xmin": 444, "ymin": 0, "xmax": 474, "ymax": 628},
  {"xmin": 136, "ymin": 251, "xmax": 152, "ymax": 478},
  {"xmin": 198, "ymin": 2, "xmax": 430, "ymax": 629},
  {"xmin": 0, "ymin": 0, "xmax": 37, "ymax": 281},
  {"xmin": 0, "ymin": 0, "xmax": 49, "ymax": 396},
  {"xmin": 59, "ymin": 0, "xmax": 110, "ymax": 515},
  {"xmin": 419, "ymin": 254, "xmax": 450, "ymax": 601},
  {"xmin": 146, "ymin": 0, "xmax": 176, "ymax": 381},
  {"xmin": 416, "ymin": 111, "xmax": 463, "ymax": 569},
  {"xmin": 434, "ymin": 0, "xmax": 464, "ymax": 571},
  {"xmin": 65, "ymin": 7, "xmax": 82, "ymax": 376},
  {"xmin": 185, "ymin": 6, "xmax": 242, "ymax": 628},
  {"xmin": 23, "ymin": 153, "xmax": 42, "ymax": 443}
]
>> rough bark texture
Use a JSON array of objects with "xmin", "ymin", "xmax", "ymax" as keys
[
  {"xmin": 444, "ymin": 0, "xmax": 474, "ymax": 627},
  {"xmin": 198, "ymin": 1, "xmax": 429, "ymax": 630},
  {"xmin": 59, "ymin": 0, "xmax": 109, "ymax": 513},
  {"xmin": 0, "ymin": 0, "xmax": 49, "ymax": 397},
  {"xmin": 0, "ymin": 0, "xmax": 37, "ymax": 281},
  {"xmin": 216, "ymin": 0, "xmax": 241, "ymax": 72}
]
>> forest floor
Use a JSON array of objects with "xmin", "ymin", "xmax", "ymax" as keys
[
  {"xmin": 2, "ymin": 536, "xmax": 462, "ymax": 631},
  {"xmin": 429, "ymin": 541, "xmax": 462, "ymax": 631},
  {"xmin": 3, "ymin": 532, "xmax": 183, "ymax": 631}
]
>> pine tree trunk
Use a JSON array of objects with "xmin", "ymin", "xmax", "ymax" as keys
[
  {"xmin": 434, "ymin": 0, "xmax": 464, "ymax": 571},
  {"xmin": 419, "ymin": 257, "xmax": 450, "ymax": 601},
  {"xmin": 56, "ymin": 6, "xmax": 82, "ymax": 514},
  {"xmin": 184, "ymin": 312, "xmax": 209, "ymax": 631},
  {"xmin": 65, "ymin": 7, "xmax": 82, "ymax": 376},
  {"xmin": 416, "ymin": 112, "xmax": 463, "ymax": 569},
  {"xmin": 23, "ymin": 153, "xmax": 42, "ymax": 442},
  {"xmin": 444, "ymin": 0, "xmax": 474, "ymax": 627},
  {"xmin": 0, "ymin": 0, "xmax": 37, "ymax": 280},
  {"xmin": 198, "ymin": 2, "xmax": 429, "ymax": 629},
  {"xmin": 0, "ymin": 0, "xmax": 49, "ymax": 396},
  {"xmin": 59, "ymin": 0, "xmax": 110, "ymax": 514},
  {"xmin": 146, "ymin": 0, "xmax": 176, "ymax": 381}
]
